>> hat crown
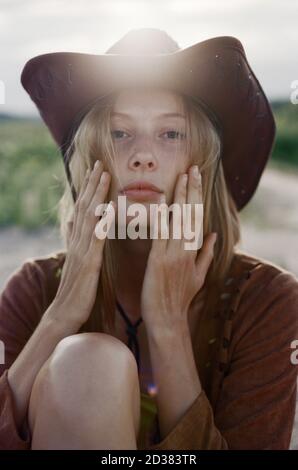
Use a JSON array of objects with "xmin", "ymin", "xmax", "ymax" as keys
[{"xmin": 105, "ymin": 28, "xmax": 180, "ymax": 55}]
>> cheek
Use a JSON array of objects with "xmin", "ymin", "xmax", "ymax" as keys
[
  {"xmin": 160, "ymin": 144, "xmax": 190, "ymax": 179},
  {"xmin": 162, "ymin": 157, "xmax": 189, "ymax": 197},
  {"xmin": 158, "ymin": 141, "xmax": 188, "ymax": 163},
  {"xmin": 106, "ymin": 163, "xmax": 125, "ymax": 197}
]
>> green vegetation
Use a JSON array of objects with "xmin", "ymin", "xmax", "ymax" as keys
[
  {"xmin": 271, "ymin": 101, "xmax": 298, "ymax": 167},
  {"xmin": 0, "ymin": 118, "xmax": 64, "ymax": 228},
  {"xmin": 0, "ymin": 100, "xmax": 297, "ymax": 228}
]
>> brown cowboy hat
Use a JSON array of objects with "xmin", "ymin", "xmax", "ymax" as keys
[{"xmin": 20, "ymin": 28, "xmax": 276, "ymax": 210}]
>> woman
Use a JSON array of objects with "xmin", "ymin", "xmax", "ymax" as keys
[{"xmin": 0, "ymin": 28, "xmax": 297, "ymax": 450}]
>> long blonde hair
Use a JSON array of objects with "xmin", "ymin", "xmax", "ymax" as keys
[{"xmin": 57, "ymin": 89, "xmax": 241, "ymax": 334}]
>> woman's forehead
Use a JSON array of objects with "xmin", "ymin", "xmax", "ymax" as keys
[{"xmin": 111, "ymin": 87, "xmax": 185, "ymax": 119}]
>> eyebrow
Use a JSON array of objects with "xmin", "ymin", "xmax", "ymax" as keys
[{"xmin": 111, "ymin": 112, "xmax": 186, "ymax": 120}]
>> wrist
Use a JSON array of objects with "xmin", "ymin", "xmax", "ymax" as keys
[
  {"xmin": 147, "ymin": 317, "xmax": 190, "ymax": 346},
  {"xmin": 42, "ymin": 301, "xmax": 82, "ymax": 337}
]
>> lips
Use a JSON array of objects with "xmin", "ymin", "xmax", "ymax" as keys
[{"xmin": 120, "ymin": 180, "xmax": 162, "ymax": 202}]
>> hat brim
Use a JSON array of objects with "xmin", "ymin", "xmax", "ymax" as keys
[{"xmin": 21, "ymin": 35, "xmax": 276, "ymax": 211}]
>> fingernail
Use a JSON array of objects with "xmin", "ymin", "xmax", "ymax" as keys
[
  {"xmin": 182, "ymin": 174, "xmax": 188, "ymax": 185},
  {"xmin": 213, "ymin": 233, "xmax": 217, "ymax": 244},
  {"xmin": 94, "ymin": 160, "xmax": 99, "ymax": 170}
]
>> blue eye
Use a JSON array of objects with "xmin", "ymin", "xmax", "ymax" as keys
[
  {"xmin": 111, "ymin": 129, "xmax": 186, "ymax": 140},
  {"xmin": 163, "ymin": 130, "xmax": 186, "ymax": 140},
  {"xmin": 111, "ymin": 130, "xmax": 129, "ymax": 139}
]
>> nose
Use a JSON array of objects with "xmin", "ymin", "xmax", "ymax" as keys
[{"xmin": 128, "ymin": 135, "xmax": 158, "ymax": 171}]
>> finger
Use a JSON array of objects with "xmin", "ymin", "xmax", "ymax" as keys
[
  {"xmin": 83, "ymin": 160, "xmax": 104, "ymax": 205},
  {"xmin": 89, "ymin": 171, "xmax": 111, "ymax": 214},
  {"xmin": 187, "ymin": 165, "xmax": 203, "ymax": 205},
  {"xmin": 72, "ymin": 167, "xmax": 90, "ymax": 238},
  {"xmin": 195, "ymin": 232, "xmax": 217, "ymax": 281},
  {"xmin": 168, "ymin": 172, "xmax": 188, "ymax": 255},
  {"xmin": 75, "ymin": 159, "xmax": 104, "ymax": 232},
  {"xmin": 184, "ymin": 164, "xmax": 203, "ymax": 252},
  {"xmin": 80, "ymin": 166, "xmax": 92, "ymax": 196},
  {"xmin": 76, "ymin": 170, "xmax": 111, "ymax": 253},
  {"xmin": 150, "ymin": 193, "xmax": 168, "ymax": 256},
  {"xmin": 88, "ymin": 200, "xmax": 116, "ymax": 268}
]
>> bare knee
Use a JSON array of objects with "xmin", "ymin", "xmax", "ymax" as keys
[{"xmin": 28, "ymin": 332, "xmax": 140, "ymax": 434}]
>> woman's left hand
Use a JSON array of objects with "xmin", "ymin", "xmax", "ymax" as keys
[{"xmin": 141, "ymin": 164, "xmax": 217, "ymax": 338}]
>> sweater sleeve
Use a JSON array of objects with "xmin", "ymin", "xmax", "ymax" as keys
[
  {"xmin": 0, "ymin": 260, "xmax": 46, "ymax": 450},
  {"xmin": 149, "ymin": 267, "xmax": 298, "ymax": 450}
]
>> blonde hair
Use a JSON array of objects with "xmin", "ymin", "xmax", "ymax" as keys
[{"xmin": 57, "ymin": 89, "xmax": 241, "ymax": 335}]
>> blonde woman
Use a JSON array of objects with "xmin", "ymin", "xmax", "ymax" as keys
[{"xmin": 0, "ymin": 29, "xmax": 297, "ymax": 450}]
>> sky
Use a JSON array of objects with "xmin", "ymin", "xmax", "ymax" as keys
[{"xmin": 0, "ymin": 0, "xmax": 297, "ymax": 116}]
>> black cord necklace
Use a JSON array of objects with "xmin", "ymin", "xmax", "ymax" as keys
[{"xmin": 116, "ymin": 299, "xmax": 143, "ymax": 373}]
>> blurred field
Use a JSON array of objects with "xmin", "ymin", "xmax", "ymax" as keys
[
  {"xmin": 0, "ymin": 115, "xmax": 64, "ymax": 228},
  {"xmin": 271, "ymin": 101, "xmax": 298, "ymax": 168}
]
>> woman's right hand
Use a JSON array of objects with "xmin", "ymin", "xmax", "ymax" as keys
[{"xmin": 47, "ymin": 159, "xmax": 116, "ymax": 332}]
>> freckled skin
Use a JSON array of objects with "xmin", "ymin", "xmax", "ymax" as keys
[{"xmin": 108, "ymin": 87, "xmax": 191, "ymax": 226}]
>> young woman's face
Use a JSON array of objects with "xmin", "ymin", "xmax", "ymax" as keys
[{"xmin": 108, "ymin": 86, "xmax": 191, "ymax": 225}]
